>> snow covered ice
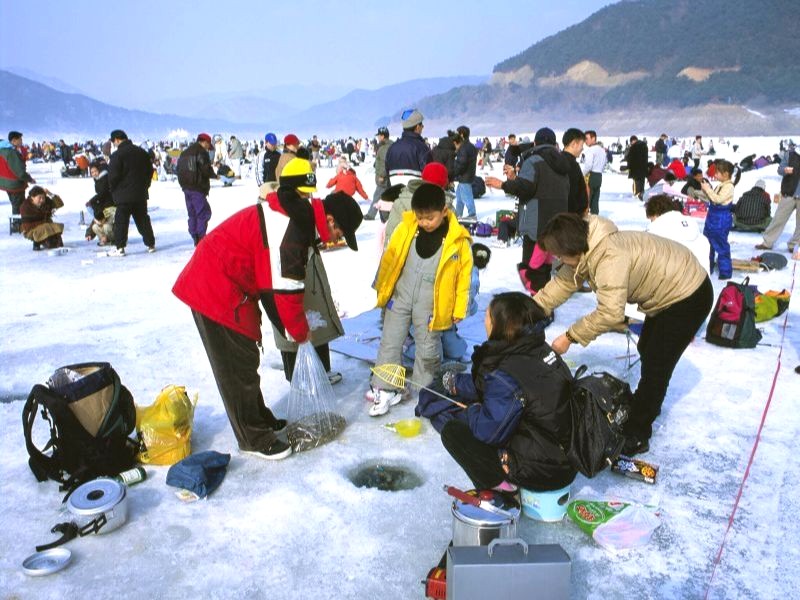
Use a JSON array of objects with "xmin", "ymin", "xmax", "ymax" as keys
[{"xmin": 1, "ymin": 136, "xmax": 799, "ymax": 599}]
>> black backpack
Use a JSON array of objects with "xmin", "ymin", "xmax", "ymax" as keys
[
  {"xmin": 176, "ymin": 149, "xmax": 201, "ymax": 189},
  {"xmin": 565, "ymin": 366, "xmax": 632, "ymax": 478},
  {"xmin": 471, "ymin": 175, "xmax": 486, "ymax": 199},
  {"xmin": 22, "ymin": 362, "xmax": 138, "ymax": 493}
]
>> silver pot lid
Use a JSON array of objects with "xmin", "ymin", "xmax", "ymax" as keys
[
  {"xmin": 67, "ymin": 478, "xmax": 126, "ymax": 515},
  {"xmin": 22, "ymin": 548, "xmax": 72, "ymax": 576},
  {"xmin": 452, "ymin": 489, "xmax": 520, "ymax": 526}
]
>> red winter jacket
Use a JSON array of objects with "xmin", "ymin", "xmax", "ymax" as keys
[
  {"xmin": 326, "ymin": 169, "xmax": 368, "ymax": 199},
  {"xmin": 172, "ymin": 188, "xmax": 331, "ymax": 342}
]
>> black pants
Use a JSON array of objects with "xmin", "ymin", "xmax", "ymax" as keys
[
  {"xmin": 281, "ymin": 344, "xmax": 331, "ymax": 382},
  {"xmin": 113, "ymin": 201, "xmax": 155, "ymax": 249},
  {"xmin": 626, "ymin": 277, "xmax": 714, "ymax": 441},
  {"xmin": 8, "ymin": 190, "xmax": 25, "ymax": 215},
  {"xmin": 192, "ymin": 311, "xmax": 281, "ymax": 451},
  {"xmin": 441, "ymin": 419, "xmax": 506, "ymax": 490},
  {"xmin": 632, "ymin": 177, "xmax": 646, "ymax": 200}
]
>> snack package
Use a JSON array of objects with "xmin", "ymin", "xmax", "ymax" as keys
[
  {"xmin": 567, "ymin": 498, "xmax": 630, "ymax": 535},
  {"xmin": 611, "ymin": 455, "xmax": 659, "ymax": 484}
]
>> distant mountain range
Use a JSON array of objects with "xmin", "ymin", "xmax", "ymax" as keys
[
  {"xmin": 415, "ymin": 0, "xmax": 800, "ymax": 135},
  {"xmin": 0, "ymin": 69, "xmax": 485, "ymax": 139}
]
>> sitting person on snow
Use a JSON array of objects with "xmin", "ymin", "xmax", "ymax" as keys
[
  {"xmin": 216, "ymin": 162, "xmax": 236, "ymax": 186},
  {"xmin": 367, "ymin": 182, "xmax": 473, "ymax": 417},
  {"xmin": 732, "ymin": 179, "xmax": 771, "ymax": 232},
  {"xmin": 645, "ymin": 193, "xmax": 710, "ymax": 274},
  {"xmin": 20, "ymin": 186, "xmax": 64, "ymax": 250},
  {"xmin": 417, "ymin": 292, "xmax": 576, "ymax": 494},
  {"xmin": 681, "ymin": 167, "xmax": 707, "ymax": 199},
  {"xmin": 325, "ymin": 163, "xmax": 368, "ymax": 201},
  {"xmin": 85, "ymin": 159, "xmax": 115, "ymax": 246}
]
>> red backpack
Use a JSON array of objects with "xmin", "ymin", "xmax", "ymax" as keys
[{"xmin": 705, "ymin": 277, "xmax": 762, "ymax": 348}]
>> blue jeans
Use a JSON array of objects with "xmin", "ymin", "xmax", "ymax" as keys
[{"xmin": 455, "ymin": 182, "xmax": 475, "ymax": 218}]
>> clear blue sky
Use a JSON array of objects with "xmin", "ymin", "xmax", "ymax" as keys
[{"xmin": 0, "ymin": 0, "xmax": 616, "ymax": 108}]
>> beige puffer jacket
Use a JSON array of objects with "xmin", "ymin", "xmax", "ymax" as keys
[{"xmin": 534, "ymin": 215, "xmax": 708, "ymax": 345}]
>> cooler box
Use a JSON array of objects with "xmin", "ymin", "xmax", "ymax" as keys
[{"xmin": 446, "ymin": 539, "xmax": 570, "ymax": 600}]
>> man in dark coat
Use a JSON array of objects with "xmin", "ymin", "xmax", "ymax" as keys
[
  {"xmin": 0, "ymin": 130, "xmax": 35, "ymax": 218},
  {"xmin": 107, "ymin": 129, "xmax": 156, "ymax": 256},
  {"xmin": 385, "ymin": 109, "xmax": 431, "ymax": 186},
  {"xmin": 453, "ymin": 125, "xmax": 478, "ymax": 219},
  {"xmin": 257, "ymin": 132, "xmax": 281, "ymax": 186},
  {"xmin": 562, "ymin": 128, "xmax": 588, "ymax": 215},
  {"xmin": 626, "ymin": 135, "xmax": 649, "ymax": 201},
  {"xmin": 486, "ymin": 127, "xmax": 570, "ymax": 292},
  {"xmin": 178, "ymin": 133, "xmax": 218, "ymax": 246},
  {"xmin": 365, "ymin": 126, "xmax": 393, "ymax": 220}
]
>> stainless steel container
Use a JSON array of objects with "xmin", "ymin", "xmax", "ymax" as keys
[
  {"xmin": 451, "ymin": 490, "xmax": 519, "ymax": 547},
  {"xmin": 66, "ymin": 478, "xmax": 128, "ymax": 535}
]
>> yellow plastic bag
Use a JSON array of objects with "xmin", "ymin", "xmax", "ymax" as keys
[{"xmin": 136, "ymin": 385, "xmax": 197, "ymax": 465}]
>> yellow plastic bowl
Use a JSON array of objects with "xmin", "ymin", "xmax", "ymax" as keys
[{"xmin": 394, "ymin": 418, "xmax": 422, "ymax": 438}]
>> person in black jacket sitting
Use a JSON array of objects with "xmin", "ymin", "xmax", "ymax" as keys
[
  {"xmin": 85, "ymin": 159, "xmax": 115, "ymax": 245},
  {"xmin": 417, "ymin": 292, "xmax": 576, "ymax": 493}
]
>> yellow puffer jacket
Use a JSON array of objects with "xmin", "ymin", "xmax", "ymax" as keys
[
  {"xmin": 534, "ymin": 215, "xmax": 708, "ymax": 345},
  {"xmin": 374, "ymin": 210, "xmax": 473, "ymax": 330}
]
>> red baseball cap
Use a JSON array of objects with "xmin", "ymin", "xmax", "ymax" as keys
[
  {"xmin": 197, "ymin": 133, "xmax": 213, "ymax": 144},
  {"xmin": 284, "ymin": 134, "xmax": 301, "ymax": 147}
]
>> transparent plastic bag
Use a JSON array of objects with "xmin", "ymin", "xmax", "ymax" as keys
[
  {"xmin": 136, "ymin": 385, "xmax": 197, "ymax": 465},
  {"xmin": 285, "ymin": 342, "xmax": 346, "ymax": 452},
  {"xmin": 592, "ymin": 504, "xmax": 661, "ymax": 552}
]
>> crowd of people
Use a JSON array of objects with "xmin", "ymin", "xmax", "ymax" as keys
[{"xmin": 3, "ymin": 117, "xmax": 799, "ymax": 493}]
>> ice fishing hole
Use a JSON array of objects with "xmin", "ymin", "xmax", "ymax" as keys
[{"xmin": 348, "ymin": 462, "xmax": 423, "ymax": 491}]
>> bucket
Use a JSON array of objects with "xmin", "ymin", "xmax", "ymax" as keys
[
  {"xmin": 451, "ymin": 489, "xmax": 520, "ymax": 546},
  {"xmin": 520, "ymin": 485, "xmax": 571, "ymax": 522}
]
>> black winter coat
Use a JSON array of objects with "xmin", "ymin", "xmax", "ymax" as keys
[
  {"xmin": 88, "ymin": 171, "xmax": 113, "ymax": 216},
  {"xmin": 502, "ymin": 144, "xmax": 570, "ymax": 240},
  {"xmin": 471, "ymin": 331, "xmax": 576, "ymax": 491},
  {"xmin": 108, "ymin": 140, "xmax": 153, "ymax": 206},
  {"xmin": 262, "ymin": 148, "xmax": 281, "ymax": 184},
  {"xmin": 563, "ymin": 152, "xmax": 588, "ymax": 214},
  {"xmin": 453, "ymin": 140, "xmax": 478, "ymax": 184},
  {"xmin": 431, "ymin": 137, "xmax": 456, "ymax": 181},
  {"xmin": 626, "ymin": 140, "xmax": 649, "ymax": 180},
  {"xmin": 178, "ymin": 142, "xmax": 216, "ymax": 194}
]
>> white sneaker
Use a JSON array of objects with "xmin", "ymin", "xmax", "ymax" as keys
[
  {"xmin": 106, "ymin": 247, "xmax": 126, "ymax": 257},
  {"xmin": 147, "ymin": 246, "xmax": 156, "ymax": 253},
  {"xmin": 368, "ymin": 389, "xmax": 403, "ymax": 417}
]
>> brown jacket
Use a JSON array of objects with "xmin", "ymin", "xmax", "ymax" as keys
[{"xmin": 534, "ymin": 215, "xmax": 707, "ymax": 345}]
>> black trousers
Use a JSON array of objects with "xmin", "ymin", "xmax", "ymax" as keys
[
  {"xmin": 441, "ymin": 419, "xmax": 506, "ymax": 490},
  {"xmin": 8, "ymin": 190, "xmax": 25, "ymax": 215},
  {"xmin": 626, "ymin": 277, "xmax": 714, "ymax": 441},
  {"xmin": 280, "ymin": 344, "xmax": 331, "ymax": 382},
  {"xmin": 632, "ymin": 177, "xmax": 646, "ymax": 200},
  {"xmin": 192, "ymin": 310, "xmax": 280, "ymax": 451},
  {"xmin": 113, "ymin": 201, "xmax": 155, "ymax": 249}
]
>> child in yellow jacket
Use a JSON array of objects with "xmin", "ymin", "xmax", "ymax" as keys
[{"xmin": 369, "ymin": 183, "xmax": 473, "ymax": 416}]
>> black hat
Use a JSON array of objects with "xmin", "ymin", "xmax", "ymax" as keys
[
  {"xmin": 376, "ymin": 126, "xmax": 390, "ymax": 137},
  {"xmin": 8, "ymin": 130, "xmax": 22, "ymax": 142},
  {"xmin": 472, "ymin": 243, "xmax": 492, "ymax": 269},
  {"xmin": 534, "ymin": 127, "xmax": 556, "ymax": 146},
  {"xmin": 323, "ymin": 192, "xmax": 363, "ymax": 251},
  {"xmin": 109, "ymin": 129, "xmax": 128, "ymax": 141}
]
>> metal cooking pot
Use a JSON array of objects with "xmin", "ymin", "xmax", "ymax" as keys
[
  {"xmin": 66, "ymin": 478, "xmax": 129, "ymax": 535},
  {"xmin": 35, "ymin": 478, "xmax": 128, "ymax": 552},
  {"xmin": 451, "ymin": 489, "xmax": 519, "ymax": 547}
]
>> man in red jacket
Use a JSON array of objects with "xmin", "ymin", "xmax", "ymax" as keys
[{"xmin": 173, "ymin": 158, "xmax": 363, "ymax": 460}]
